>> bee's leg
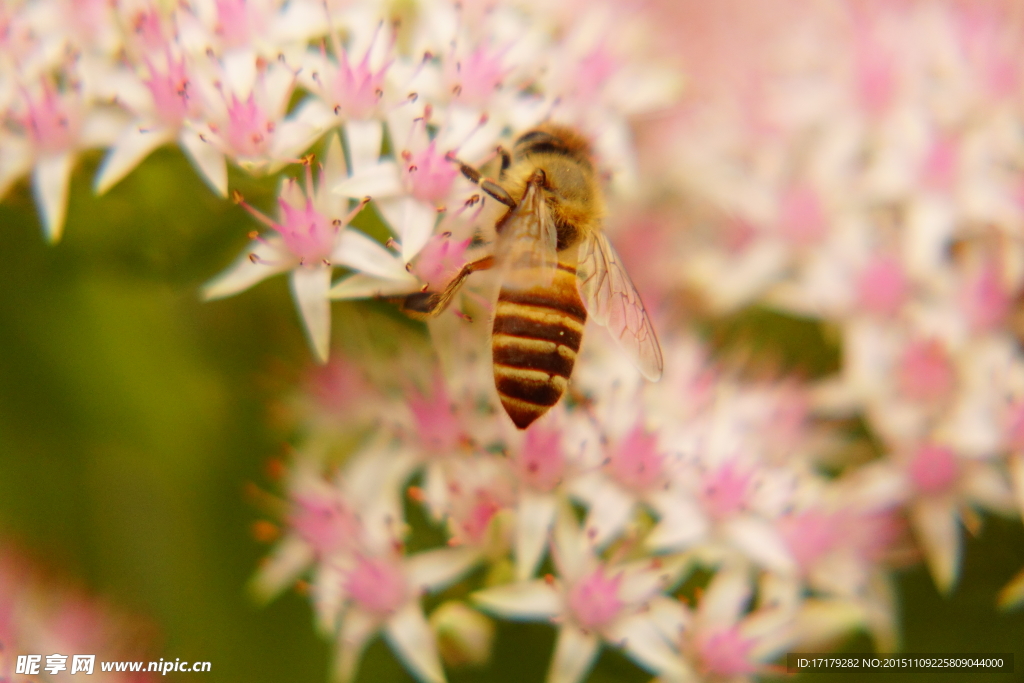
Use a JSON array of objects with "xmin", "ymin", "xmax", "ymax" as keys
[
  {"xmin": 447, "ymin": 154, "xmax": 516, "ymax": 208},
  {"xmin": 400, "ymin": 255, "xmax": 496, "ymax": 318}
]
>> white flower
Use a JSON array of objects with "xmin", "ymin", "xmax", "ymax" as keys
[
  {"xmin": 202, "ymin": 135, "xmax": 370, "ymax": 362},
  {"xmin": 474, "ymin": 507, "xmax": 688, "ymax": 683}
]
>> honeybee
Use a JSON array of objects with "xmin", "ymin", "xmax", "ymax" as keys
[{"xmin": 404, "ymin": 124, "xmax": 663, "ymax": 429}]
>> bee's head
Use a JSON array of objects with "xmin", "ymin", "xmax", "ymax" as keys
[{"xmin": 513, "ymin": 124, "xmax": 594, "ymax": 166}]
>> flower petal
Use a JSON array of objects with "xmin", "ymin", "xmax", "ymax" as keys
[
  {"xmin": 202, "ymin": 239, "xmax": 292, "ymax": 300},
  {"xmin": 333, "ymin": 229, "xmax": 418, "ymax": 282},
  {"xmin": 473, "ymin": 580, "xmax": 560, "ymax": 620},
  {"xmin": 384, "ymin": 602, "xmax": 447, "ymax": 683},
  {"xmin": 722, "ymin": 515, "xmax": 796, "ymax": 574},
  {"xmin": 618, "ymin": 556, "xmax": 688, "ymax": 604},
  {"xmin": 548, "ymin": 625, "xmax": 600, "ymax": 683},
  {"xmin": 788, "ymin": 598, "xmax": 867, "ymax": 653},
  {"xmin": 345, "ymin": 119, "xmax": 385, "ymax": 174},
  {"xmin": 700, "ymin": 565, "xmax": 752, "ymax": 627},
  {"xmin": 32, "ymin": 151, "xmax": 74, "ymax": 243},
  {"xmin": 642, "ymin": 595, "xmax": 691, "ymax": 643},
  {"xmin": 909, "ymin": 497, "xmax": 961, "ymax": 593},
  {"xmin": 963, "ymin": 462, "xmax": 1015, "ymax": 515},
  {"xmin": 406, "ymin": 547, "xmax": 480, "ymax": 592},
  {"xmin": 645, "ymin": 496, "xmax": 708, "ymax": 552},
  {"xmin": 313, "ymin": 559, "xmax": 352, "ymax": 635},
  {"xmin": 0, "ymin": 135, "xmax": 33, "ymax": 200},
  {"xmin": 579, "ymin": 477, "xmax": 635, "ymax": 548},
  {"xmin": 79, "ymin": 105, "xmax": 131, "ymax": 148},
  {"xmin": 516, "ymin": 491, "xmax": 557, "ymax": 581},
  {"xmin": 435, "ymin": 104, "xmax": 502, "ymax": 161},
  {"xmin": 998, "ymin": 565, "xmax": 1024, "ymax": 611},
  {"xmin": 335, "ymin": 606, "xmax": 380, "ymax": 683},
  {"xmin": 269, "ymin": 99, "xmax": 336, "ymax": 164},
  {"xmin": 223, "ymin": 47, "xmax": 258, "ymax": 97},
  {"xmin": 377, "ymin": 196, "xmax": 438, "ymax": 262},
  {"xmin": 342, "ymin": 440, "xmax": 417, "ymax": 554},
  {"xmin": 607, "ymin": 615, "xmax": 690, "ymax": 680},
  {"xmin": 94, "ymin": 122, "xmax": 174, "ymax": 195},
  {"xmin": 318, "ymin": 132, "xmax": 350, "ymax": 217},
  {"xmin": 1009, "ymin": 453, "xmax": 1024, "ymax": 520},
  {"xmin": 249, "ymin": 534, "xmax": 314, "ymax": 603},
  {"xmin": 329, "ymin": 273, "xmax": 421, "ymax": 300},
  {"xmin": 290, "ymin": 265, "xmax": 333, "ymax": 364},
  {"xmin": 180, "ymin": 128, "xmax": 228, "ymax": 197},
  {"xmin": 334, "ymin": 159, "xmax": 402, "ymax": 198},
  {"xmin": 552, "ymin": 504, "xmax": 592, "ymax": 582}
]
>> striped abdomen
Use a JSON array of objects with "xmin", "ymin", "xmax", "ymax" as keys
[{"xmin": 492, "ymin": 263, "xmax": 586, "ymax": 429}]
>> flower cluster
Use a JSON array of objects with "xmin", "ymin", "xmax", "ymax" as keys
[
  {"xmin": 0, "ymin": 0, "xmax": 677, "ymax": 362},
  {"xmin": 0, "ymin": 546, "xmax": 156, "ymax": 682},
  {"xmin": 5, "ymin": 0, "xmax": 1024, "ymax": 681},
  {"xmin": 630, "ymin": 0, "xmax": 1024, "ymax": 597},
  {"xmin": 253, "ymin": 326, "xmax": 909, "ymax": 683}
]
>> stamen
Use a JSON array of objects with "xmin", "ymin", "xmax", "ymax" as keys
[{"xmin": 248, "ymin": 253, "xmax": 286, "ymax": 267}]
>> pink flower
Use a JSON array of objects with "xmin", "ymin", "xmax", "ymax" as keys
[
  {"xmin": 289, "ymin": 489, "xmax": 360, "ymax": 557},
  {"xmin": 907, "ymin": 443, "xmax": 960, "ymax": 497},
  {"xmin": 2, "ymin": 69, "xmax": 125, "ymax": 242},
  {"xmin": 345, "ymin": 554, "xmax": 409, "ymax": 617},
  {"xmin": 203, "ymin": 137, "xmax": 370, "ymax": 362},
  {"xmin": 920, "ymin": 134, "xmax": 959, "ymax": 193},
  {"xmin": 566, "ymin": 567, "xmax": 624, "ymax": 632},
  {"xmin": 605, "ymin": 424, "xmax": 664, "ymax": 493},
  {"xmin": 443, "ymin": 44, "xmax": 511, "ymax": 107},
  {"xmin": 473, "ymin": 513, "xmax": 687, "ymax": 683},
  {"xmin": 700, "ymin": 461, "xmax": 753, "ymax": 520},
  {"xmin": 513, "ymin": 427, "xmax": 567, "ymax": 494},
  {"xmin": 897, "ymin": 338, "xmax": 956, "ymax": 403},
  {"xmin": 696, "ymin": 625, "xmax": 759, "ymax": 676},
  {"xmin": 778, "ymin": 510, "xmax": 840, "ymax": 570},
  {"xmin": 407, "ymin": 374, "xmax": 470, "ymax": 456},
  {"xmin": 19, "ymin": 79, "xmax": 82, "ymax": 154},
  {"xmin": 777, "ymin": 184, "xmax": 827, "ymax": 247},
  {"xmin": 856, "ymin": 255, "xmax": 908, "ymax": 317},
  {"xmin": 142, "ymin": 52, "xmax": 196, "ymax": 129},
  {"xmin": 214, "ymin": 0, "xmax": 267, "ymax": 50},
  {"xmin": 962, "ymin": 262, "xmax": 1010, "ymax": 331},
  {"xmin": 306, "ymin": 24, "xmax": 392, "ymax": 121},
  {"xmin": 408, "ymin": 232, "xmax": 472, "ymax": 291},
  {"xmin": 402, "ymin": 138, "xmax": 459, "ymax": 205}
]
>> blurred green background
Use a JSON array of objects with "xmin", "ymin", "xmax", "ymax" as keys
[{"xmin": 1, "ymin": 150, "xmax": 1023, "ymax": 683}]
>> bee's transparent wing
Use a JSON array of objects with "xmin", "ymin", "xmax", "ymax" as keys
[
  {"xmin": 577, "ymin": 231, "xmax": 664, "ymax": 380},
  {"xmin": 495, "ymin": 177, "xmax": 558, "ymax": 291}
]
